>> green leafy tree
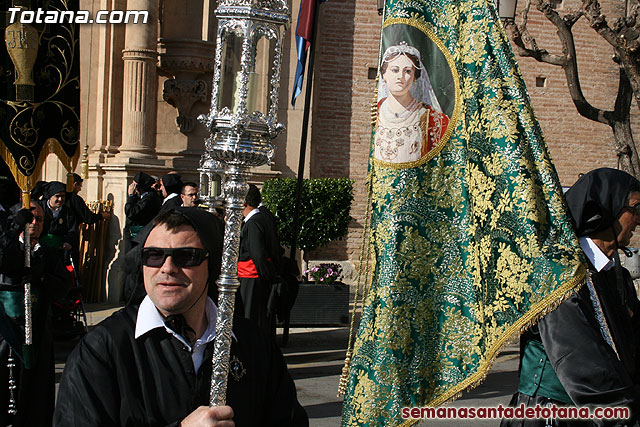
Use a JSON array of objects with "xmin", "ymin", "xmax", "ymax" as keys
[{"xmin": 262, "ymin": 177, "xmax": 353, "ymax": 252}]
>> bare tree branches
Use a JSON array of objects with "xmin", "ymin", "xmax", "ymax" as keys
[
  {"xmin": 503, "ymin": 0, "xmax": 640, "ymax": 176},
  {"xmin": 582, "ymin": 0, "xmax": 640, "ymax": 113}
]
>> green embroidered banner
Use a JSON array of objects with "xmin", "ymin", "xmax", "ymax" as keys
[{"xmin": 340, "ymin": 0, "xmax": 586, "ymax": 425}]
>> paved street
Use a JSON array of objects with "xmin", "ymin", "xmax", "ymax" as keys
[
  {"xmin": 55, "ymin": 304, "xmax": 519, "ymax": 427},
  {"xmin": 282, "ymin": 325, "xmax": 519, "ymax": 427}
]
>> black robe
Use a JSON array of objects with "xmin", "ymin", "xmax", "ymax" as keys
[
  {"xmin": 158, "ymin": 194, "xmax": 183, "ymax": 215},
  {"xmin": 504, "ymin": 263, "xmax": 640, "ymax": 427},
  {"xmin": 66, "ymin": 192, "xmax": 101, "ymax": 225},
  {"xmin": 124, "ymin": 192, "xmax": 162, "ymax": 229},
  {"xmin": 39, "ymin": 201, "xmax": 78, "ymax": 250},
  {"xmin": 539, "ymin": 266, "xmax": 640, "ymax": 415},
  {"xmin": 238, "ymin": 211, "xmax": 281, "ymax": 331},
  {"xmin": 0, "ymin": 223, "xmax": 71, "ymax": 426},
  {"xmin": 54, "ymin": 305, "xmax": 308, "ymax": 427}
]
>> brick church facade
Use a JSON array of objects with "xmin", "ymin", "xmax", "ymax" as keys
[{"xmin": 39, "ymin": 0, "xmax": 632, "ymax": 300}]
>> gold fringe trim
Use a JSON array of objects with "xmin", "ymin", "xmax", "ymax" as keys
[
  {"xmin": 0, "ymin": 137, "xmax": 80, "ymax": 193},
  {"xmin": 338, "ymin": 171, "xmax": 375, "ymax": 397},
  {"xmin": 395, "ymin": 262, "xmax": 587, "ymax": 427}
]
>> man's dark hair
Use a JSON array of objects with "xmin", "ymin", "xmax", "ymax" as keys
[
  {"xmin": 150, "ymin": 210, "xmax": 193, "ymax": 232},
  {"xmin": 245, "ymin": 184, "xmax": 261, "ymax": 208},
  {"xmin": 161, "ymin": 174, "xmax": 183, "ymax": 195},
  {"xmin": 181, "ymin": 182, "xmax": 198, "ymax": 193},
  {"xmin": 72, "ymin": 173, "xmax": 83, "ymax": 184},
  {"xmin": 629, "ymin": 179, "xmax": 640, "ymax": 197}
]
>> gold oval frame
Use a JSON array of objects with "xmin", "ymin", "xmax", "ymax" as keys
[{"xmin": 372, "ymin": 18, "xmax": 461, "ymax": 170}]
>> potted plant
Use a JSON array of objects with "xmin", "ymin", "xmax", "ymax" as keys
[
  {"xmin": 284, "ymin": 263, "xmax": 349, "ymax": 325},
  {"xmin": 304, "ymin": 263, "xmax": 344, "ymax": 285},
  {"xmin": 262, "ymin": 178, "xmax": 353, "ymax": 325}
]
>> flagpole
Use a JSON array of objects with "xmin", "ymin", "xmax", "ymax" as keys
[
  {"xmin": 290, "ymin": 0, "xmax": 322, "ymax": 259},
  {"xmin": 285, "ymin": 0, "xmax": 322, "ymax": 346}
]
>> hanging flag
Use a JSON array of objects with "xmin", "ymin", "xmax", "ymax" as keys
[
  {"xmin": 0, "ymin": 0, "xmax": 80, "ymax": 194},
  {"xmin": 0, "ymin": 0, "xmax": 80, "ymax": 367},
  {"xmin": 291, "ymin": 0, "xmax": 326, "ymax": 107},
  {"xmin": 339, "ymin": 0, "xmax": 586, "ymax": 425}
]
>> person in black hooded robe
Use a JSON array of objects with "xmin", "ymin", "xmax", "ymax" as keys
[
  {"xmin": 124, "ymin": 171, "xmax": 162, "ymax": 240},
  {"xmin": 502, "ymin": 167, "xmax": 640, "ymax": 427},
  {"xmin": 38, "ymin": 181, "xmax": 77, "ymax": 254},
  {"xmin": 66, "ymin": 173, "xmax": 108, "ymax": 226},
  {"xmin": 158, "ymin": 173, "xmax": 184, "ymax": 214},
  {"xmin": 0, "ymin": 202, "xmax": 71, "ymax": 426},
  {"xmin": 55, "ymin": 207, "xmax": 308, "ymax": 426},
  {"xmin": 237, "ymin": 185, "xmax": 282, "ymax": 335}
]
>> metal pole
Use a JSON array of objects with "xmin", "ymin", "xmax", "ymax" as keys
[
  {"xmin": 205, "ymin": 0, "xmax": 289, "ymax": 404},
  {"xmin": 22, "ymin": 192, "xmax": 32, "ymax": 348},
  {"xmin": 290, "ymin": 0, "xmax": 322, "ymax": 259},
  {"xmin": 209, "ymin": 164, "xmax": 248, "ymax": 406},
  {"xmin": 23, "ymin": 226, "xmax": 31, "ymax": 347}
]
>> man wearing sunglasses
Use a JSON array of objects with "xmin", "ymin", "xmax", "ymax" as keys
[{"xmin": 54, "ymin": 208, "xmax": 308, "ymax": 426}]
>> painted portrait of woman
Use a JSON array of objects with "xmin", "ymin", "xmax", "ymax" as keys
[{"xmin": 374, "ymin": 41, "xmax": 450, "ymax": 164}]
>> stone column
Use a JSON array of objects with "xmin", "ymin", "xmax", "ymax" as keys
[{"xmin": 118, "ymin": 0, "xmax": 158, "ymax": 158}]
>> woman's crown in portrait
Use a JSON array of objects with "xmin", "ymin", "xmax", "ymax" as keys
[{"xmin": 382, "ymin": 41, "xmax": 421, "ymax": 63}]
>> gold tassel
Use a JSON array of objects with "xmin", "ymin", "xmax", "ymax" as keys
[
  {"xmin": 21, "ymin": 189, "xmax": 30, "ymax": 209},
  {"xmin": 81, "ymin": 137, "xmax": 89, "ymax": 179},
  {"xmin": 337, "ymin": 172, "xmax": 374, "ymax": 397},
  {"xmin": 66, "ymin": 171, "xmax": 74, "ymax": 192},
  {"xmin": 337, "ymin": 350, "xmax": 352, "ymax": 396}
]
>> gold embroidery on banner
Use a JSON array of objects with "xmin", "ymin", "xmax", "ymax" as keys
[{"xmin": 341, "ymin": 0, "xmax": 586, "ymax": 424}]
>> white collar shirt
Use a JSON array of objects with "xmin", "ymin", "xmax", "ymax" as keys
[
  {"xmin": 47, "ymin": 201, "xmax": 61, "ymax": 219},
  {"xmin": 243, "ymin": 208, "xmax": 260, "ymax": 223},
  {"xmin": 134, "ymin": 295, "xmax": 219, "ymax": 373},
  {"xmin": 162, "ymin": 192, "xmax": 179, "ymax": 205},
  {"xmin": 18, "ymin": 235, "xmax": 41, "ymax": 255},
  {"xmin": 579, "ymin": 236, "xmax": 615, "ymax": 272}
]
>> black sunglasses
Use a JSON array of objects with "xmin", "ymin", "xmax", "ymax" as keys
[
  {"xmin": 623, "ymin": 203, "xmax": 640, "ymax": 216},
  {"xmin": 141, "ymin": 247, "xmax": 209, "ymax": 267}
]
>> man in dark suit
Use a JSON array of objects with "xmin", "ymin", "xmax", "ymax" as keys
[
  {"xmin": 66, "ymin": 174, "xmax": 109, "ymax": 226},
  {"xmin": 39, "ymin": 181, "xmax": 77, "ymax": 255},
  {"xmin": 238, "ymin": 185, "xmax": 281, "ymax": 334},
  {"xmin": 124, "ymin": 172, "xmax": 162, "ymax": 241},
  {"xmin": 158, "ymin": 173, "xmax": 183, "ymax": 214}
]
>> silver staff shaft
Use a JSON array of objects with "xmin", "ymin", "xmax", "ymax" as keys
[
  {"xmin": 23, "ymin": 223, "xmax": 32, "ymax": 346},
  {"xmin": 210, "ymin": 166, "xmax": 248, "ymax": 406}
]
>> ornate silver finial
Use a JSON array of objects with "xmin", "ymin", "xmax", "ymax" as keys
[{"xmin": 203, "ymin": 0, "xmax": 290, "ymax": 407}]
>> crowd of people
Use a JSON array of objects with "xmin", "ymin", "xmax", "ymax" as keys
[
  {"xmin": 0, "ymin": 168, "xmax": 303, "ymax": 426},
  {"xmin": 1, "ymin": 165, "xmax": 640, "ymax": 426},
  {"xmin": 0, "ymin": 172, "xmax": 107, "ymax": 425}
]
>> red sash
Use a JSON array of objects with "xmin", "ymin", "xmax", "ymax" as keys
[{"xmin": 238, "ymin": 260, "xmax": 259, "ymax": 278}]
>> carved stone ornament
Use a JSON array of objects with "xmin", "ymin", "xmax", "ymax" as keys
[{"xmin": 162, "ymin": 78, "xmax": 208, "ymax": 133}]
